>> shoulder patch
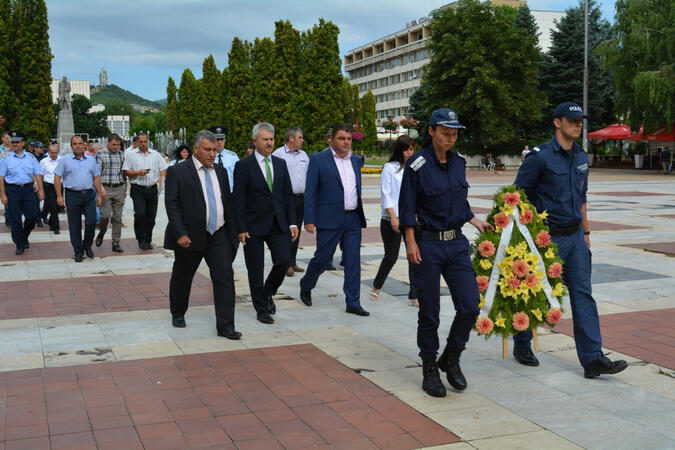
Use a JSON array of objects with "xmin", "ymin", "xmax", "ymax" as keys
[
  {"xmin": 410, "ymin": 156, "xmax": 426, "ymax": 172},
  {"xmin": 456, "ymin": 152, "xmax": 467, "ymax": 161},
  {"xmin": 532, "ymin": 147, "xmax": 541, "ymax": 152}
]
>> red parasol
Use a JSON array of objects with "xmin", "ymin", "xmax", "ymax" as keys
[{"xmin": 588, "ymin": 123, "xmax": 632, "ymax": 140}]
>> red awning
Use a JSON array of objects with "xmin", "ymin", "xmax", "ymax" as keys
[
  {"xmin": 629, "ymin": 126, "xmax": 645, "ymax": 141},
  {"xmin": 645, "ymin": 124, "xmax": 675, "ymax": 141},
  {"xmin": 588, "ymin": 123, "xmax": 633, "ymax": 140}
]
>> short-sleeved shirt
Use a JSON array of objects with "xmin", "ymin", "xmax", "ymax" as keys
[
  {"xmin": 215, "ymin": 149, "xmax": 239, "ymax": 192},
  {"xmin": 122, "ymin": 148, "xmax": 168, "ymax": 186},
  {"xmin": 272, "ymin": 145, "xmax": 309, "ymax": 194},
  {"xmin": 399, "ymin": 146, "xmax": 474, "ymax": 231},
  {"xmin": 0, "ymin": 151, "xmax": 43, "ymax": 184},
  {"xmin": 54, "ymin": 154, "xmax": 101, "ymax": 190},
  {"xmin": 96, "ymin": 148, "xmax": 125, "ymax": 185},
  {"xmin": 514, "ymin": 136, "xmax": 589, "ymax": 229},
  {"xmin": 40, "ymin": 155, "xmax": 62, "ymax": 184}
]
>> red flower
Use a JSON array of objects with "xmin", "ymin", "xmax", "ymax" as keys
[
  {"xmin": 525, "ymin": 273, "xmax": 539, "ymax": 288},
  {"xmin": 476, "ymin": 316, "xmax": 494, "ymax": 334},
  {"xmin": 494, "ymin": 212, "xmax": 510, "ymax": 228},
  {"xmin": 512, "ymin": 259, "xmax": 530, "ymax": 278},
  {"xmin": 547, "ymin": 262, "xmax": 562, "ymax": 279},
  {"xmin": 512, "ymin": 312, "xmax": 530, "ymax": 331},
  {"xmin": 520, "ymin": 209, "xmax": 533, "ymax": 225},
  {"xmin": 546, "ymin": 308, "xmax": 562, "ymax": 324},
  {"xmin": 477, "ymin": 276, "xmax": 489, "ymax": 292},
  {"xmin": 535, "ymin": 230, "xmax": 551, "ymax": 248},
  {"xmin": 478, "ymin": 240, "xmax": 496, "ymax": 258},
  {"xmin": 503, "ymin": 192, "xmax": 521, "ymax": 206},
  {"xmin": 508, "ymin": 277, "xmax": 521, "ymax": 290}
]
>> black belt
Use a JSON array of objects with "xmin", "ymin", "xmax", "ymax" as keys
[
  {"xmin": 345, "ymin": 209, "xmax": 358, "ymax": 214},
  {"xmin": 417, "ymin": 228, "xmax": 462, "ymax": 241},
  {"xmin": 8, "ymin": 182, "xmax": 32, "ymax": 187},
  {"xmin": 65, "ymin": 188, "xmax": 92, "ymax": 194},
  {"xmin": 131, "ymin": 184, "xmax": 156, "ymax": 189},
  {"xmin": 103, "ymin": 183, "xmax": 124, "ymax": 188},
  {"xmin": 294, "ymin": 193, "xmax": 304, "ymax": 198},
  {"xmin": 549, "ymin": 223, "xmax": 580, "ymax": 236}
]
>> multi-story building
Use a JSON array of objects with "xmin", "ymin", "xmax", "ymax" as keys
[
  {"xmin": 50, "ymin": 79, "xmax": 90, "ymax": 104},
  {"xmin": 344, "ymin": 1, "xmax": 563, "ymax": 125},
  {"xmin": 106, "ymin": 115, "xmax": 130, "ymax": 140}
]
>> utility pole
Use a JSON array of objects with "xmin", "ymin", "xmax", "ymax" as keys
[{"xmin": 582, "ymin": 0, "xmax": 589, "ymax": 152}]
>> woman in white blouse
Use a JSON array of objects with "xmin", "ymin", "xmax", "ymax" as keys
[
  {"xmin": 370, "ymin": 135, "xmax": 418, "ymax": 306},
  {"xmin": 168, "ymin": 145, "xmax": 191, "ymax": 166}
]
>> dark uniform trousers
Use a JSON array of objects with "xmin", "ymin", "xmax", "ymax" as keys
[
  {"xmin": 129, "ymin": 184, "xmax": 158, "ymax": 244},
  {"xmin": 514, "ymin": 228, "xmax": 602, "ymax": 367},
  {"xmin": 42, "ymin": 182, "xmax": 60, "ymax": 231},
  {"xmin": 290, "ymin": 195, "xmax": 304, "ymax": 266},
  {"xmin": 243, "ymin": 217, "xmax": 291, "ymax": 315},
  {"xmin": 169, "ymin": 228, "xmax": 236, "ymax": 331},
  {"xmin": 6, "ymin": 183, "xmax": 40, "ymax": 249},
  {"xmin": 374, "ymin": 218, "xmax": 418, "ymax": 299},
  {"xmin": 65, "ymin": 189, "xmax": 97, "ymax": 257},
  {"xmin": 414, "ymin": 234, "xmax": 480, "ymax": 358}
]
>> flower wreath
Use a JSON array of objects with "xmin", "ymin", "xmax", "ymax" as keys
[{"xmin": 472, "ymin": 186, "xmax": 566, "ymax": 338}]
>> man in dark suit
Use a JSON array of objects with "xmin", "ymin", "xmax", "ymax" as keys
[
  {"xmin": 299, "ymin": 123, "xmax": 369, "ymax": 316},
  {"xmin": 234, "ymin": 122, "xmax": 298, "ymax": 325},
  {"xmin": 164, "ymin": 130, "xmax": 241, "ymax": 339}
]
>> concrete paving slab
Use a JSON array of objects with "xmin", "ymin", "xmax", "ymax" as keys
[
  {"xmin": 112, "ymin": 342, "xmax": 182, "ymax": 360},
  {"xmin": 429, "ymin": 404, "xmax": 542, "ymax": 440},
  {"xmin": 550, "ymin": 417, "xmax": 675, "ymax": 450},
  {"xmin": 469, "ymin": 430, "xmax": 582, "ymax": 449}
]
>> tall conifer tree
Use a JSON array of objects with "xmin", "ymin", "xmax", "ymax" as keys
[
  {"xmin": 165, "ymin": 76, "xmax": 178, "ymax": 136},
  {"xmin": 223, "ymin": 37, "xmax": 252, "ymax": 153},
  {"xmin": 270, "ymin": 20, "xmax": 302, "ymax": 147},
  {"xmin": 250, "ymin": 38, "xmax": 274, "ymax": 125},
  {"xmin": 360, "ymin": 90, "xmax": 377, "ymax": 152},
  {"xmin": 200, "ymin": 54, "xmax": 223, "ymax": 129},
  {"xmin": 0, "ymin": 0, "xmax": 19, "ymax": 132},
  {"xmin": 177, "ymin": 68, "xmax": 199, "ymax": 141}
]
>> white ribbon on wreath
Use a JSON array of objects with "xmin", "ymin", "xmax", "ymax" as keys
[{"xmin": 480, "ymin": 207, "xmax": 561, "ymax": 315}]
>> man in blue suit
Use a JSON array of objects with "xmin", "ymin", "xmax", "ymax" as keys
[
  {"xmin": 299, "ymin": 124, "xmax": 369, "ymax": 316},
  {"xmin": 234, "ymin": 122, "xmax": 298, "ymax": 325}
]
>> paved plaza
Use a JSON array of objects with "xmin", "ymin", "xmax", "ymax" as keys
[{"xmin": 0, "ymin": 168, "xmax": 674, "ymax": 449}]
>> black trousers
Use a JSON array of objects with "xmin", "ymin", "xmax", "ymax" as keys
[
  {"xmin": 129, "ymin": 184, "xmax": 158, "ymax": 244},
  {"xmin": 6, "ymin": 183, "xmax": 39, "ymax": 249},
  {"xmin": 243, "ymin": 220, "xmax": 291, "ymax": 314},
  {"xmin": 290, "ymin": 195, "xmax": 304, "ymax": 265},
  {"xmin": 65, "ymin": 189, "xmax": 96, "ymax": 257},
  {"xmin": 373, "ymin": 218, "xmax": 418, "ymax": 299},
  {"xmin": 42, "ymin": 183, "xmax": 60, "ymax": 231},
  {"xmin": 169, "ymin": 229, "xmax": 236, "ymax": 331}
]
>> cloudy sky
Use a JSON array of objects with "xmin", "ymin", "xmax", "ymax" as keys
[{"xmin": 47, "ymin": 0, "xmax": 616, "ymax": 102}]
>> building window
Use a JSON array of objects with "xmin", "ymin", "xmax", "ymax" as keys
[
  {"xmin": 369, "ymin": 80, "xmax": 377, "ymax": 89},
  {"xmin": 417, "ymin": 49, "xmax": 428, "ymax": 60}
]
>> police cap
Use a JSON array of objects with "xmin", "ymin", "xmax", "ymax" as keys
[
  {"xmin": 208, "ymin": 126, "xmax": 228, "ymax": 139},
  {"xmin": 9, "ymin": 131, "xmax": 25, "ymax": 142},
  {"xmin": 429, "ymin": 108, "xmax": 466, "ymax": 129},
  {"xmin": 553, "ymin": 102, "xmax": 588, "ymax": 119}
]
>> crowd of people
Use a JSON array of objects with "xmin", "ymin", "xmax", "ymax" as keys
[{"xmin": 0, "ymin": 102, "xmax": 628, "ymax": 397}]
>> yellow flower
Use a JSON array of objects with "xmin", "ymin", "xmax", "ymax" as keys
[
  {"xmin": 496, "ymin": 225, "xmax": 502, "ymax": 233},
  {"xmin": 552, "ymin": 282, "xmax": 564, "ymax": 297},
  {"xmin": 545, "ymin": 248, "xmax": 555, "ymax": 259},
  {"xmin": 531, "ymin": 309, "xmax": 543, "ymax": 321},
  {"xmin": 478, "ymin": 293, "xmax": 485, "ymax": 309},
  {"xmin": 501, "ymin": 205, "xmax": 513, "ymax": 216},
  {"xmin": 479, "ymin": 259, "xmax": 492, "ymax": 270},
  {"xmin": 495, "ymin": 317, "xmax": 506, "ymax": 328},
  {"xmin": 538, "ymin": 210, "xmax": 549, "ymax": 220}
]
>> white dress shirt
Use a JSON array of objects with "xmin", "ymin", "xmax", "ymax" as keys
[
  {"xmin": 192, "ymin": 156, "xmax": 225, "ymax": 232},
  {"xmin": 331, "ymin": 148, "xmax": 358, "ymax": 211},
  {"xmin": 272, "ymin": 145, "xmax": 309, "ymax": 194},
  {"xmin": 380, "ymin": 161, "xmax": 404, "ymax": 218},
  {"xmin": 254, "ymin": 150, "xmax": 274, "ymax": 181},
  {"xmin": 40, "ymin": 154, "xmax": 62, "ymax": 184},
  {"xmin": 122, "ymin": 148, "xmax": 168, "ymax": 186}
]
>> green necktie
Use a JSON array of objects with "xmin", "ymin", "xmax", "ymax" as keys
[{"xmin": 264, "ymin": 157, "xmax": 273, "ymax": 192}]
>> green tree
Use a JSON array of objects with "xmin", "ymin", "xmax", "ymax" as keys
[
  {"xmin": 249, "ymin": 37, "xmax": 275, "ymax": 125},
  {"xmin": 270, "ymin": 20, "xmax": 302, "ymax": 147},
  {"xmin": 598, "ymin": 0, "xmax": 674, "ymax": 131},
  {"xmin": 341, "ymin": 79, "xmax": 360, "ymax": 128},
  {"xmin": 540, "ymin": 0, "xmax": 614, "ymax": 130},
  {"xmin": 296, "ymin": 19, "xmax": 343, "ymax": 151},
  {"xmin": 177, "ymin": 68, "xmax": 200, "ymax": 140},
  {"xmin": 360, "ymin": 90, "xmax": 377, "ymax": 152},
  {"xmin": 165, "ymin": 76, "xmax": 178, "ymax": 135},
  {"xmin": 14, "ymin": 0, "xmax": 53, "ymax": 142},
  {"xmin": 223, "ymin": 37, "xmax": 253, "ymax": 153},
  {"xmin": 200, "ymin": 54, "xmax": 223, "ymax": 129},
  {"xmin": 71, "ymin": 94, "xmax": 109, "ymax": 138},
  {"xmin": 514, "ymin": 4, "xmax": 540, "ymax": 48},
  {"xmin": 0, "ymin": 0, "xmax": 19, "ymax": 132},
  {"xmin": 421, "ymin": 0, "xmax": 546, "ymax": 150},
  {"xmin": 104, "ymin": 99, "xmax": 134, "ymax": 116}
]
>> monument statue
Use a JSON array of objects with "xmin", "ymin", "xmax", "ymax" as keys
[
  {"xmin": 57, "ymin": 76, "xmax": 75, "ymax": 151},
  {"xmin": 99, "ymin": 68, "xmax": 108, "ymax": 87}
]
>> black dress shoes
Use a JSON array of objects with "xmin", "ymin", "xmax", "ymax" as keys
[
  {"xmin": 138, "ymin": 240, "xmax": 146, "ymax": 250},
  {"xmin": 25, "ymin": 241, "xmax": 30, "ymax": 249},
  {"xmin": 513, "ymin": 346, "xmax": 540, "ymax": 366},
  {"xmin": 346, "ymin": 305, "xmax": 370, "ymax": 316},
  {"xmin": 95, "ymin": 232, "xmax": 104, "ymax": 247},
  {"xmin": 266, "ymin": 295, "xmax": 276, "ymax": 315},
  {"xmin": 54, "ymin": 229, "xmax": 60, "ymax": 234},
  {"xmin": 325, "ymin": 263, "xmax": 336, "ymax": 271},
  {"xmin": 172, "ymin": 316, "xmax": 186, "ymax": 328},
  {"xmin": 74, "ymin": 255, "xmax": 83, "ymax": 262},
  {"xmin": 36, "ymin": 219, "xmax": 44, "ymax": 227},
  {"xmin": 218, "ymin": 328, "xmax": 242, "ymax": 340},
  {"xmin": 584, "ymin": 356, "xmax": 628, "ymax": 379},
  {"xmin": 112, "ymin": 244, "xmax": 124, "ymax": 253},
  {"xmin": 299, "ymin": 288, "xmax": 312, "ymax": 306},
  {"xmin": 15, "ymin": 247, "xmax": 25, "ymax": 255},
  {"xmin": 257, "ymin": 311, "xmax": 274, "ymax": 324},
  {"xmin": 145, "ymin": 242, "xmax": 154, "ymax": 250},
  {"xmin": 85, "ymin": 247, "xmax": 95, "ymax": 258}
]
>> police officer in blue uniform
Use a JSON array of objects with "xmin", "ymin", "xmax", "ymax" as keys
[
  {"xmin": 209, "ymin": 126, "xmax": 239, "ymax": 193},
  {"xmin": 513, "ymin": 102, "xmax": 627, "ymax": 379},
  {"xmin": 399, "ymin": 109, "xmax": 492, "ymax": 397},
  {"xmin": 0, "ymin": 131, "xmax": 44, "ymax": 255}
]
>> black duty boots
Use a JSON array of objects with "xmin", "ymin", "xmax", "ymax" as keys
[
  {"xmin": 421, "ymin": 356, "xmax": 446, "ymax": 397},
  {"xmin": 437, "ymin": 346, "xmax": 467, "ymax": 391}
]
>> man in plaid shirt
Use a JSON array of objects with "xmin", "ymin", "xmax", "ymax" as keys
[{"xmin": 95, "ymin": 133, "xmax": 126, "ymax": 252}]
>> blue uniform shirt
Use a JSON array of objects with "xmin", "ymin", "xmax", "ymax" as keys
[
  {"xmin": 0, "ymin": 151, "xmax": 43, "ymax": 184},
  {"xmin": 54, "ymin": 154, "xmax": 101, "ymax": 190},
  {"xmin": 216, "ymin": 149, "xmax": 239, "ymax": 192},
  {"xmin": 399, "ymin": 146, "xmax": 474, "ymax": 231},
  {"xmin": 514, "ymin": 136, "xmax": 589, "ymax": 229}
]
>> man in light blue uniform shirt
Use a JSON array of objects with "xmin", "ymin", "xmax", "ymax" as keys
[
  {"xmin": 209, "ymin": 126, "xmax": 238, "ymax": 192},
  {"xmin": 0, "ymin": 131, "xmax": 44, "ymax": 254},
  {"xmin": 54, "ymin": 136, "xmax": 105, "ymax": 262}
]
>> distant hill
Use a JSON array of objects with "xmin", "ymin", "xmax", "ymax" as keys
[
  {"xmin": 154, "ymin": 98, "xmax": 167, "ymax": 106},
  {"xmin": 91, "ymin": 84, "xmax": 162, "ymax": 108}
]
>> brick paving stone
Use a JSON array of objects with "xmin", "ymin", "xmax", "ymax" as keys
[
  {"xmin": 0, "ymin": 344, "xmax": 460, "ymax": 449},
  {"xmin": 588, "ymin": 191, "xmax": 672, "ymax": 196},
  {"xmin": 587, "ymin": 220, "xmax": 645, "ymax": 231},
  {"xmin": 553, "ymin": 308, "xmax": 675, "ymax": 370},
  {"xmin": 620, "ymin": 241, "xmax": 675, "ymax": 256},
  {"xmin": 0, "ymin": 237, "xmax": 159, "ymax": 262}
]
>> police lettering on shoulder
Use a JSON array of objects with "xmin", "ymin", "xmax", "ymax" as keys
[
  {"xmin": 398, "ymin": 108, "xmax": 492, "ymax": 398},
  {"xmin": 512, "ymin": 101, "xmax": 628, "ymax": 379}
]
